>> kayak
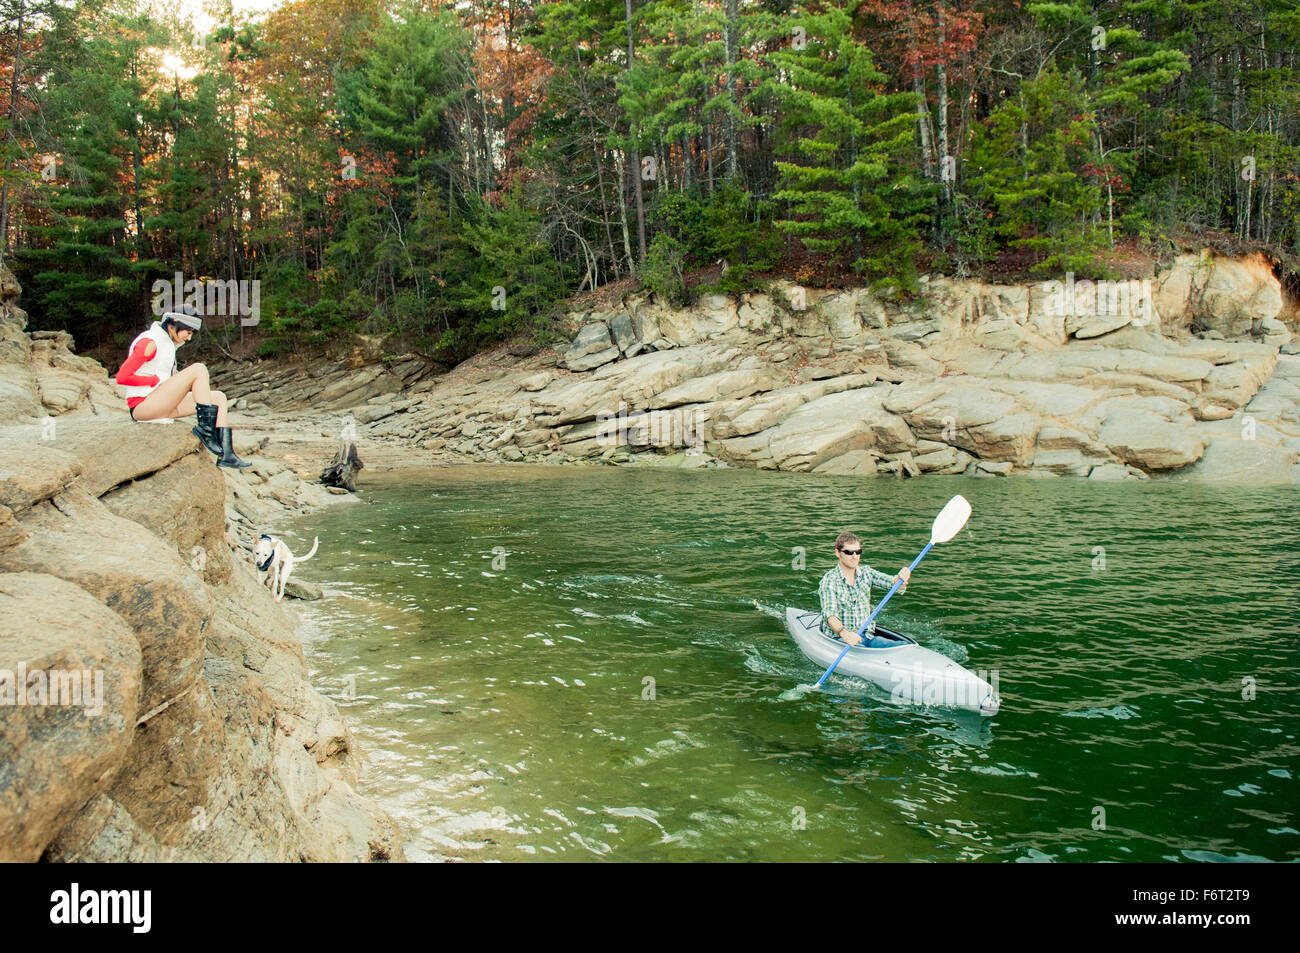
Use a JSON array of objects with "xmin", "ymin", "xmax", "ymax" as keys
[{"xmin": 785, "ymin": 607, "xmax": 1000, "ymax": 716}]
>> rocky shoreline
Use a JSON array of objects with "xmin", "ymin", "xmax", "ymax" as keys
[
  {"xmin": 214, "ymin": 250, "xmax": 1300, "ymax": 485},
  {"xmin": 0, "ymin": 264, "xmax": 403, "ymax": 861}
]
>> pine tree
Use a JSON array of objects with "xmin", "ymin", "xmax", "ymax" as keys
[
  {"xmin": 965, "ymin": 65, "xmax": 1106, "ymax": 274},
  {"xmin": 15, "ymin": 11, "xmax": 150, "ymax": 347},
  {"xmin": 347, "ymin": 2, "xmax": 471, "ymax": 209},
  {"xmin": 327, "ymin": 2, "xmax": 475, "ymax": 347},
  {"xmin": 767, "ymin": 0, "xmax": 927, "ymax": 291},
  {"xmin": 454, "ymin": 185, "xmax": 569, "ymax": 350}
]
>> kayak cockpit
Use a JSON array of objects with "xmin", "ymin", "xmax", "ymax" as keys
[{"xmin": 792, "ymin": 610, "xmax": 917, "ymax": 649}]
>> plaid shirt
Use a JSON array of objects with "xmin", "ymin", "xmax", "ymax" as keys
[{"xmin": 818, "ymin": 563, "xmax": 899, "ymax": 639}]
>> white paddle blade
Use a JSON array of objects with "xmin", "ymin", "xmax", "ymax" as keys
[{"xmin": 930, "ymin": 494, "xmax": 972, "ymax": 543}]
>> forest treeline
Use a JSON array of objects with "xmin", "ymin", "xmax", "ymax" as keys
[{"xmin": 1, "ymin": 0, "xmax": 1298, "ymax": 361}]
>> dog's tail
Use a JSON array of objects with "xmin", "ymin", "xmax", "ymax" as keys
[{"xmin": 297, "ymin": 537, "xmax": 320, "ymax": 562}]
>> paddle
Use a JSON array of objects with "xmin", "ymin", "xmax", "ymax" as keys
[{"xmin": 807, "ymin": 494, "xmax": 972, "ymax": 692}]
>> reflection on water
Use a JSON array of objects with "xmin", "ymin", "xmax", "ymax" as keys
[{"xmin": 289, "ymin": 467, "xmax": 1299, "ymax": 862}]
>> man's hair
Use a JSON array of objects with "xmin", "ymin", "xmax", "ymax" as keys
[{"xmin": 835, "ymin": 532, "xmax": 860, "ymax": 552}]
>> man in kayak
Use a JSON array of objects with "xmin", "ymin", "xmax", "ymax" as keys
[{"xmin": 819, "ymin": 532, "xmax": 910, "ymax": 645}]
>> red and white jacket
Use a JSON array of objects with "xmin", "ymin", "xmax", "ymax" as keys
[{"xmin": 115, "ymin": 322, "xmax": 177, "ymax": 406}]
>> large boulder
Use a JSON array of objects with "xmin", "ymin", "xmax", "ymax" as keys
[
  {"xmin": 1030, "ymin": 448, "xmax": 1104, "ymax": 476},
  {"xmin": 43, "ymin": 501, "xmax": 405, "ymax": 863},
  {"xmin": 0, "ymin": 572, "xmax": 142, "ymax": 862},
  {"xmin": 913, "ymin": 444, "xmax": 973, "ymax": 473},
  {"xmin": 1036, "ymin": 422, "xmax": 1102, "ymax": 453},
  {"xmin": 0, "ymin": 260, "xmax": 20, "ymax": 300},
  {"xmin": 1201, "ymin": 346, "xmax": 1278, "ymax": 409},
  {"xmin": 812, "ymin": 449, "xmax": 879, "ymax": 475},
  {"xmin": 0, "ymin": 438, "xmax": 83, "ymax": 515},
  {"xmin": 313, "ymin": 365, "xmax": 394, "ymax": 408},
  {"xmin": 1243, "ymin": 375, "xmax": 1300, "ymax": 424},
  {"xmin": 537, "ymin": 343, "xmax": 739, "ymax": 425},
  {"xmin": 34, "ymin": 369, "xmax": 91, "ymax": 414},
  {"xmin": 993, "ymin": 344, "xmax": 1213, "ymax": 390},
  {"xmin": 2, "ymin": 418, "xmax": 200, "ymax": 497},
  {"xmin": 563, "ymin": 322, "xmax": 619, "ymax": 371},
  {"xmin": 100, "ymin": 451, "xmax": 233, "ymax": 586},
  {"xmin": 925, "ymin": 278, "xmax": 1064, "ymax": 348},
  {"xmin": 1195, "ymin": 252, "xmax": 1283, "ymax": 337},
  {"xmin": 57, "ymin": 686, "xmax": 228, "ymax": 861},
  {"xmin": 0, "ymin": 505, "xmax": 25, "ymax": 550},
  {"xmin": 1170, "ymin": 435, "xmax": 1299, "ymax": 483},
  {"xmin": 764, "ymin": 387, "xmax": 913, "ymax": 471},
  {"xmin": 649, "ymin": 363, "xmax": 781, "ymax": 410},
  {"xmin": 708, "ymin": 373, "xmax": 881, "ymax": 442},
  {"xmin": 0, "ymin": 485, "xmax": 213, "ymax": 713},
  {"xmin": 1153, "ymin": 253, "xmax": 1202, "ymax": 327},
  {"xmin": 631, "ymin": 309, "xmax": 663, "ymax": 346},
  {"xmin": 712, "ymin": 379, "xmax": 838, "ymax": 439},
  {"xmin": 738, "ymin": 292, "xmax": 775, "ymax": 331},
  {"xmin": 609, "ymin": 312, "xmax": 637, "ymax": 353},
  {"xmin": 884, "ymin": 379, "xmax": 1040, "ymax": 463},
  {"xmin": 0, "ymin": 364, "xmax": 39, "ymax": 424},
  {"xmin": 658, "ymin": 294, "xmax": 739, "ymax": 345},
  {"xmin": 1098, "ymin": 408, "xmax": 1207, "ymax": 471},
  {"xmin": 817, "ymin": 290, "xmax": 862, "ymax": 339}
]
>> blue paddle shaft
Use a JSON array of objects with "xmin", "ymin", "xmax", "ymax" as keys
[{"xmin": 811, "ymin": 540, "xmax": 934, "ymax": 690}]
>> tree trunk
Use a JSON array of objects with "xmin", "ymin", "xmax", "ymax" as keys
[
  {"xmin": 936, "ymin": 6, "xmax": 951, "ymax": 205},
  {"xmin": 847, "ymin": 61, "xmax": 860, "ymax": 264},
  {"xmin": 575, "ymin": 44, "xmax": 619, "ymax": 278},
  {"xmin": 625, "ymin": 0, "xmax": 646, "ymax": 266},
  {"xmin": 702, "ymin": 26, "xmax": 714, "ymax": 194},
  {"xmin": 130, "ymin": 54, "xmax": 146, "ymax": 263},
  {"xmin": 615, "ymin": 150, "xmax": 634, "ymax": 271},
  {"xmin": 0, "ymin": 0, "xmax": 28, "ymax": 259},
  {"xmin": 705, "ymin": 109, "xmax": 714, "ymax": 193},
  {"xmin": 1232, "ymin": 45, "xmax": 1247, "ymax": 239},
  {"xmin": 725, "ymin": 0, "xmax": 738, "ymax": 181},
  {"xmin": 912, "ymin": 53, "xmax": 934, "ymax": 181},
  {"xmin": 1098, "ymin": 133, "xmax": 1114, "ymax": 249}
]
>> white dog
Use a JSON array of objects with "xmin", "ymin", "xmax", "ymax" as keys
[{"xmin": 254, "ymin": 534, "xmax": 319, "ymax": 602}]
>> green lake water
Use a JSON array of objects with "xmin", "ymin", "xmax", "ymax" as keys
[{"xmin": 288, "ymin": 466, "xmax": 1299, "ymax": 862}]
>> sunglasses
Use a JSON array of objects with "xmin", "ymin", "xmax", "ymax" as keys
[{"xmin": 839, "ymin": 549, "xmax": 861, "ymax": 556}]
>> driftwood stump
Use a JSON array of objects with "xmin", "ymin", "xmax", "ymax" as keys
[{"xmin": 320, "ymin": 441, "xmax": 364, "ymax": 492}]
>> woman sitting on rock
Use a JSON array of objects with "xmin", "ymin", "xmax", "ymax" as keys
[{"xmin": 114, "ymin": 305, "xmax": 251, "ymax": 468}]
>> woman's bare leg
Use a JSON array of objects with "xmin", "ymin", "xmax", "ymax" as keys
[
  {"xmin": 130, "ymin": 364, "xmax": 212, "ymax": 421},
  {"xmin": 169, "ymin": 389, "xmax": 228, "ymax": 424},
  {"xmin": 210, "ymin": 389, "xmax": 230, "ymax": 427}
]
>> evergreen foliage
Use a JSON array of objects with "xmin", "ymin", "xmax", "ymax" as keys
[{"xmin": 3, "ymin": 0, "xmax": 1299, "ymax": 361}]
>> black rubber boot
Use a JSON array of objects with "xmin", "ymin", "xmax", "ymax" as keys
[
  {"xmin": 191, "ymin": 402, "xmax": 222, "ymax": 455},
  {"xmin": 215, "ymin": 427, "xmax": 252, "ymax": 468}
]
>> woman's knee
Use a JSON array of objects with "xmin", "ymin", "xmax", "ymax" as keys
[{"xmin": 186, "ymin": 362, "xmax": 209, "ymax": 379}]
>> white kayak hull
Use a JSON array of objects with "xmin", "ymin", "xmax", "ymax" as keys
[{"xmin": 786, "ymin": 607, "xmax": 999, "ymax": 716}]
